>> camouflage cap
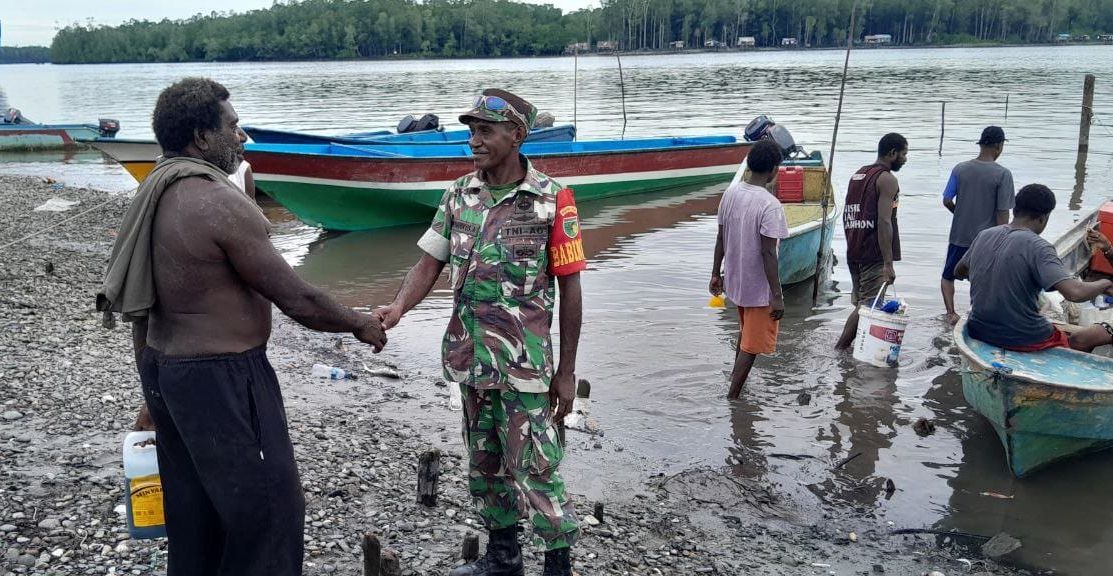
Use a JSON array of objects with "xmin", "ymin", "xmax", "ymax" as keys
[{"xmin": 459, "ymin": 88, "xmax": 537, "ymax": 131}]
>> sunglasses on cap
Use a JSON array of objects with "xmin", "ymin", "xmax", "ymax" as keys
[{"xmin": 474, "ymin": 95, "xmax": 527, "ymax": 125}]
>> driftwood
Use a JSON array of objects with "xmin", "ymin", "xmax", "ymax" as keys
[{"xmin": 417, "ymin": 449, "xmax": 442, "ymax": 507}]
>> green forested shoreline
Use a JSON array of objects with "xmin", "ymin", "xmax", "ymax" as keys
[
  {"xmin": 0, "ymin": 46, "xmax": 51, "ymax": 64},
  {"xmin": 43, "ymin": 0, "xmax": 1113, "ymax": 64}
]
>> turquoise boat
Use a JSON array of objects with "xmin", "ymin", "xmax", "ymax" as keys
[
  {"xmin": 721, "ymin": 154, "xmax": 836, "ymax": 285},
  {"xmin": 955, "ymin": 207, "xmax": 1113, "ymax": 477}
]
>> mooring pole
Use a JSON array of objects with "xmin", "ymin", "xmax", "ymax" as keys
[
  {"xmin": 1004, "ymin": 93, "xmax": 1009, "ymax": 122},
  {"xmin": 938, "ymin": 101, "xmax": 945, "ymax": 156},
  {"xmin": 573, "ymin": 45, "xmax": 578, "ymax": 137},
  {"xmin": 617, "ymin": 53, "xmax": 628, "ymax": 139},
  {"xmin": 1073, "ymin": 74, "xmax": 1096, "ymax": 208},
  {"xmin": 810, "ymin": 1, "xmax": 856, "ymax": 308},
  {"xmin": 1077, "ymin": 74, "xmax": 1095, "ymax": 165}
]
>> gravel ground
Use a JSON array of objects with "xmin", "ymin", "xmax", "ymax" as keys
[{"xmin": 0, "ymin": 175, "xmax": 1037, "ymax": 576}]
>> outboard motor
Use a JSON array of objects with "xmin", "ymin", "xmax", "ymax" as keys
[
  {"xmin": 396, "ymin": 113, "xmax": 441, "ymax": 134},
  {"xmin": 534, "ymin": 111, "xmax": 556, "ymax": 128},
  {"xmin": 767, "ymin": 124, "xmax": 799, "ymax": 157},
  {"xmin": 743, "ymin": 115, "xmax": 775, "ymax": 142},
  {"xmin": 743, "ymin": 115, "xmax": 799, "ymax": 157},
  {"xmin": 413, "ymin": 113, "xmax": 440, "ymax": 132},
  {"xmin": 98, "ymin": 118, "xmax": 120, "ymax": 138}
]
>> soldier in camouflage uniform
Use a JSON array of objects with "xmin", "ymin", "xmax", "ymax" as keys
[{"xmin": 375, "ymin": 89, "xmax": 585, "ymax": 576}]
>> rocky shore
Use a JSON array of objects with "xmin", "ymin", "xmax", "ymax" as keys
[{"xmin": 0, "ymin": 175, "xmax": 1034, "ymax": 576}]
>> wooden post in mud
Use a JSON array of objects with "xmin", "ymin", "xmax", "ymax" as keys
[
  {"xmin": 417, "ymin": 449, "xmax": 441, "ymax": 507},
  {"xmin": 1073, "ymin": 74, "xmax": 1095, "ymax": 207},
  {"xmin": 362, "ymin": 533, "xmax": 382, "ymax": 576},
  {"xmin": 938, "ymin": 101, "xmax": 946, "ymax": 156},
  {"xmin": 1076, "ymin": 74, "xmax": 1095, "ymax": 167},
  {"xmin": 381, "ymin": 550, "xmax": 402, "ymax": 576}
]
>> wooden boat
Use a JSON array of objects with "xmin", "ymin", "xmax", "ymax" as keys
[
  {"xmin": 83, "ymin": 138, "xmax": 162, "ymax": 181},
  {"xmin": 244, "ymin": 136, "xmax": 751, "ymax": 230},
  {"xmin": 955, "ymin": 206, "xmax": 1113, "ymax": 477},
  {"xmin": 0, "ymin": 119, "xmax": 119, "ymax": 150},
  {"xmin": 243, "ymin": 124, "xmax": 575, "ymax": 145},
  {"xmin": 723, "ymin": 154, "xmax": 836, "ymax": 285}
]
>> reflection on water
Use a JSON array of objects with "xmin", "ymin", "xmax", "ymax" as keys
[{"xmin": 4, "ymin": 46, "xmax": 1113, "ymax": 575}]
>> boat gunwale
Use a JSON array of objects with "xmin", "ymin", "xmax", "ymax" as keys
[
  {"xmin": 244, "ymin": 139, "xmax": 751, "ymax": 164},
  {"xmin": 953, "ymin": 318, "xmax": 1113, "ymax": 392}
]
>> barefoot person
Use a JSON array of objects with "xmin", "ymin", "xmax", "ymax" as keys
[
  {"xmin": 941, "ymin": 126, "xmax": 1014, "ymax": 324},
  {"xmin": 97, "ymin": 77, "xmax": 386, "ymax": 576},
  {"xmin": 375, "ymin": 89, "xmax": 583, "ymax": 576},
  {"xmin": 956, "ymin": 184, "xmax": 1113, "ymax": 352},
  {"xmin": 836, "ymin": 133, "xmax": 907, "ymax": 350},
  {"xmin": 710, "ymin": 140, "xmax": 787, "ymax": 398}
]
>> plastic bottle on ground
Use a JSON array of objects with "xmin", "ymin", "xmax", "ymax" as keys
[
  {"xmin": 311, "ymin": 363, "xmax": 352, "ymax": 380},
  {"xmin": 448, "ymin": 384, "xmax": 463, "ymax": 411}
]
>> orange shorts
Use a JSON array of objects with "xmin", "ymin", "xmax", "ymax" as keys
[{"xmin": 737, "ymin": 306, "xmax": 780, "ymax": 355}]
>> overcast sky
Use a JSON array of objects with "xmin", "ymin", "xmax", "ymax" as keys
[{"xmin": 2, "ymin": 0, "xmax": 600, "ymax": 46}]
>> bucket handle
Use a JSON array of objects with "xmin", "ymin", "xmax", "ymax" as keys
[{"xmin": 869, "ymin": 281, "xmax": 896, "ymax": 311}]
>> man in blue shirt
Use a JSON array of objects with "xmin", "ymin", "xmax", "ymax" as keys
[{"xmin": 941, "ymin": 126, "xmax": 1015, "ymax": 324}]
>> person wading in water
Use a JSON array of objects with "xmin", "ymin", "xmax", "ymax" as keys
[{"xmin": 836, "ymin": 133, "xmax": 907, "ymax": 351}]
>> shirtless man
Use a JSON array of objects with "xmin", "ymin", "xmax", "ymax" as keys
[{"xmin": 104, "ymin": 78, "xmax": 386, "ymax": 576}]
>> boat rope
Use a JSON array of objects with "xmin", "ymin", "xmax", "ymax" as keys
[{"xmin": 0, "ymin": 197, "xmax": 118, "ymax": 251}]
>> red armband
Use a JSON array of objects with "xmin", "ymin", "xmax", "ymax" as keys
[{"xmin": 548, "ymin": 187, "xmax": 587, "ymax": 276}]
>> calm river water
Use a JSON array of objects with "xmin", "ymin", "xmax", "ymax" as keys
[{"xmin": 4, "ymin": 46, "xmax": 1113, "ymax": 574}]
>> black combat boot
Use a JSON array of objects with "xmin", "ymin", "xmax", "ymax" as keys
[
  {"xmin": 541, "ymin": 547, "xmax": 572, "ymax": 576},
  {"xmin": 448, "ymin": 527, "xmax": 524, "ymax": 576}
]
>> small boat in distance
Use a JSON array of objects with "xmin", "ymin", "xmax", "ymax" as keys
[
  {"xmin": 1, "ymin": 108, "xmax": 119, "ymax": 151},
  {"xmin": 956, "ymin": 206, "xmax": 1113, "ymax": 477},
  {"xmin": 245, "ymin": 136, "xmax": 751, "ymax": 230},
  {"xmin": 242, "ymin": 124, "xmax": 576, "ymax": 146}
]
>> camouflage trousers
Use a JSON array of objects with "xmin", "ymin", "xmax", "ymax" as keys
[{"xmin": 460, "ymin": 384, "xmax": 579, "ymax": 550}]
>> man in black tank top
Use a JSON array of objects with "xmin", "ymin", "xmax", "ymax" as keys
[{"xmin": 836, "ymin": 133, "xmax": 908, "ymax": 350}]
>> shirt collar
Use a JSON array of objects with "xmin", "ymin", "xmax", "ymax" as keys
[{"xmin": 463, "ymin": 155, "xmax": 547, "ymax": 198}]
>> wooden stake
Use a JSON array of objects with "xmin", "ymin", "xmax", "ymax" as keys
[
  {"xmin": 938, "ymin": 101, "xmax": 946, "ymax": 156},
  {"xmin": 381, "ymin": 549, "xmax": 402, "ymax": 576},
  {"xmin": 1077, "ymin": 74, "xmax": 1095, "ymax": 162},
  {"xmin": 617, "ymin": 54, "xmax": 628, "ymax": 139},
  {"xmin": 362, "ymin": 533, "xmax": 382, "ymax": 576},
  {"xmin": 461, "ymin": 532, "xmax": 480, "ymax": 561},
  {"xmin": 810, "ymin": 0, "xmax": 856, "ymax": 308},
  {"xmin": 417, "ymin": 449, "xmax": 442, "ymax": 507},
  {"xmin": 593, "ymin": 502, "xmax": 605, "ymax": 523},
  {"xmin": 1004, "ymin": 93, "xmax": 1009, "ymax": 121}
]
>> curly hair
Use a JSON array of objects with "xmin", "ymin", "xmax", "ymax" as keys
[
  {"xmin": 1014, "ymin": 183, "xmax": 1056, "ymax": 218},
  {"xmin": 152, "ymin": 77, "xmax": 230, "ymax": 154},
  {"xmin": 746, "ymin": 139, "xmax": 784, "ymax": 174}
]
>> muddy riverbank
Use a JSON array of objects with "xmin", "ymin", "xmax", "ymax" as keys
[{"xmin": 0, "ymin": 174, "xmax": 1035, "ymax": 575}]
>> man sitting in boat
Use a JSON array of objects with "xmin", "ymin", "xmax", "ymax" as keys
[{"xmin": 955, "ymin": 183, "xmax": 1113, "ymax": 352}]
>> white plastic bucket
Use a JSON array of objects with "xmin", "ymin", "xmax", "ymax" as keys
[{"xmin": 852, "ymin": 284, "xmax": 909, "ymax": 367}]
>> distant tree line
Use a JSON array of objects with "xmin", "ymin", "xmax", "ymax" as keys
[
  {"xmin": 48, "ymin": 0, "xmax": 1113, "ymax": 64},
  {"xmin": 0, "ymin": 46, "xmax": 51, "ymax": 64}
]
